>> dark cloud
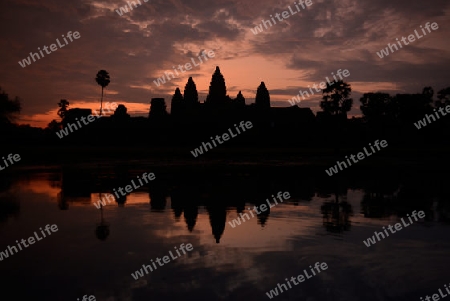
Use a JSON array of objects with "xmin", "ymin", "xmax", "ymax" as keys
[{"xmin": 0, "ymin": 0, "xmax": 448, "ymax": 126}]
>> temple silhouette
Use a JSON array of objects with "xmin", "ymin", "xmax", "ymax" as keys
[
  {"xmin": 42, "ymin": 66, "xmax": 318, "ymax": 147},
  {"xmin": 1, "ymin": 66, "xmax": 449, "ymax": 152}
]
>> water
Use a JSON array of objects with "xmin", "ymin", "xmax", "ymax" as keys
[{"xmin": 0, "ymin": 166, "xmax": 449, "ymax": 301}]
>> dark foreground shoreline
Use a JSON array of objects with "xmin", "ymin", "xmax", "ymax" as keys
[{"xmin": 3, "ymin": 145, "xmax": 449, "ymax": 170}]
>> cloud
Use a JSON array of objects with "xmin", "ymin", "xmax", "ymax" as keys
[{"xmin": 0, "ymin": 0, "xmax": 449, "ymax": 127}]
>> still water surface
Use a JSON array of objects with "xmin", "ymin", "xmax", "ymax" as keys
[{"xmin": 0, "ymin": 166, "xmax": 449, "ymax": 301}]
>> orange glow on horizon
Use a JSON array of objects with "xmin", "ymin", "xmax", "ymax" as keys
[{"xmin": 19, "ymin": 101, "xmax": 151, "ymax": 128}]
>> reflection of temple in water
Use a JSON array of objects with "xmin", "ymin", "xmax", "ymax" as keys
[
  {"xmin": 171, "ymin": 187, "xmax": 228, "ymax": 242},
  {"xmin": 59, "ymin": 167, "xmax": 450, "ymax": 241},
  {"xmin": 361, "ymin": 192, "xmax": 396, "ymax": 218},
  {"xmin": 149, "ymin": 189, "xmax": 167, "ymax": 211},
  {"xmin": 148, "ymin": 177, "xmax": 169, "ymax": 212},
  {"xmin": 55, "ymin": 167, "xmax": 284, "ymax": 242},
  {"xmin": 171, "ymin": 185, "xmax": 200, "ymax": 231},
  {"xmin": 207, "ymin": 206, "xmax": 227, "ymax": 243},
  {"xmin": 56, "ymin": 167, "xmax": 141, "ymax": 209},
  {"xmin": 184, "ymin": 206, "xmax": 198, "ymax": 232},
  {"xmin": 170, "ymin": 202, "xmax": 200, "ymax": 232}
]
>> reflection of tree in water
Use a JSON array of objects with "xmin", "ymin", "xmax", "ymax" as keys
[
  {"xmin": 95, "ymin": 193, "xmax": 110, "ymax": 241},
  {"xmin": 0, "ymin": 175, "xmax": 12, "ymax": 193},
  {"xmin": 111, "ymin": 165, "xmax": 130, "ymax": 207},
  {"xmin": 360, "ymin": 192, "xmax": 396, "ymax": 218},
  {"xmin": 257, "ymin": 209, "xmax": 269, "ymax": 227},
  {"xmin": 0, "ymin": 194, "xmax": 20, "ymax": 224},
  {"xmin": 321, "ymin": 193, "xmax": 353, "ymax": 234},
  {"xmin": 432, "ymin": 176, "xmax": 450, "ymax": 223},
  {"xmin": 57, "ymin": 191, "xmax": 69, "ymax": 210},
  {"xmin": 115, "ymin": 194, "xmax": 127, "ymax": 207},
  {"xmin": 207, "ymin": 206, "xmax": 227, "ymax": 243},
  {"xmin": 436, "ymin": 202, "xmax": 450, "ymax": 223},
  {"xmin": 251, "ymin": 203, "xmax": 270, "ymax": 227}
]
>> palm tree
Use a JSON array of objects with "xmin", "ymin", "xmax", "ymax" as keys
[
  {"xmin": 57, "ymin": 99, "xmax": 69, "ymax": 120},
  {"xmin": 95, "ymin": 192, "xmax": 110, "ymax": 241},
  {"xmin": 95, "ymin": 70, "xmax": 110, "ymax": 116}
]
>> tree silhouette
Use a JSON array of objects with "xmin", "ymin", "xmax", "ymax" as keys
[
  {"xmin": 393, "ymin": 88, "xmax": 433, "ymax": 123},
  {"xmin": 422, "ymin": 86, "xmax": 434, "ymax": 101},
  {"xmin": 205, "ymin": 66, "xmax": 227, "ymax": 104},
  {"xmin": 57, "ymin": 99, "xmax": 69, "ymax": 120},
  {"xmin": 95, "ymin": 70, "xmax": 110, "ymax": 116},
  {"xmin": 255, "ymin": 82, "xmax": 270, "ymax": 109},
  {"xmin": 436, "ymin": 87, "xmax": 450, "ymax": 108},
  {"xmin": 47, "ymin": 119, "xmax": 61, "ymax": 131},
  {"xmin": 359, "ymin": 93, "xmax": 392, "ymax": 123},
  {"xmin": 184, "ymin": 77, "xmax": 199, "ymax": 106},
  {"xmin": 112, "ymin": 104, "xmax": 130, "ymax": 119},
  {"xmin": 320, "ymin": 80, "xmax": 352, "ymax": 116},
  {"xmin": 0, "ymin": 88, "xmax": 21, "ymax": 124}
]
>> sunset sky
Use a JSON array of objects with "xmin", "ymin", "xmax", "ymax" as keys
[{"xmin": 1, "ymin": 0, "xmax": 449, "ymax": 128}]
